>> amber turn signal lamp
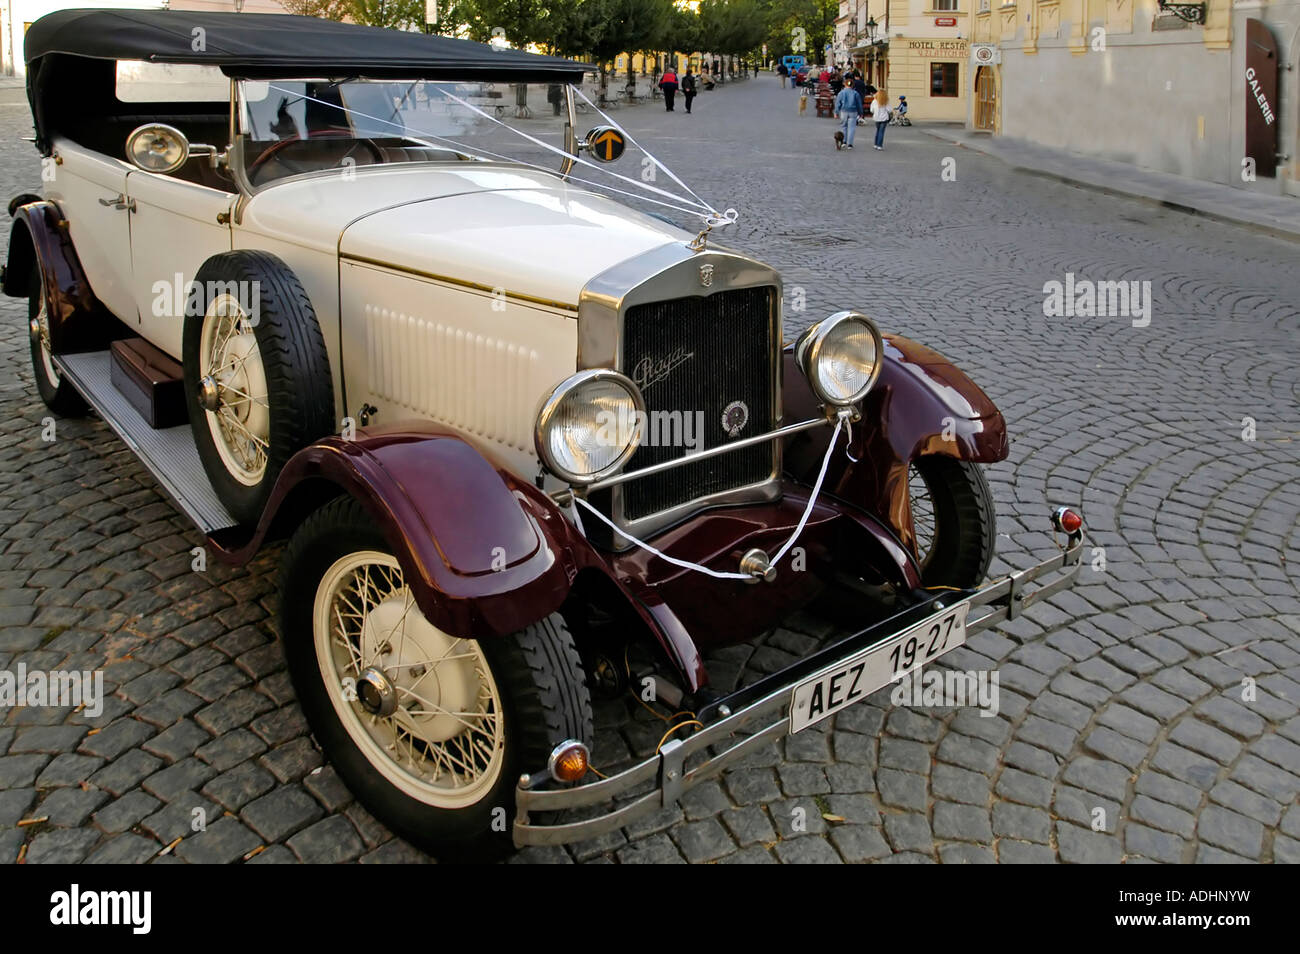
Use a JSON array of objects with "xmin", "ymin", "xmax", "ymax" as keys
[
  {"xmin": 1051, "ymin": 507, "xmax": 1084, "ymax": 535},
  {"xmin": 548, "ymin": 740, "xmax": 590, "ymax": 783}
]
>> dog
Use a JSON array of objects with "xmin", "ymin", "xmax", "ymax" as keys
[
  {"xmin": 798, "ymin": 93, "xmax": 808, "ymax": 115},
  {"xmin": 834, "ymin": 130, "xmax": 844, "ymax": 150}
]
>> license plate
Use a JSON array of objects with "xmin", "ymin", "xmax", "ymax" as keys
[{"xmin": 789, "ymin": 603, "xmax": 970, "ymax": 733}]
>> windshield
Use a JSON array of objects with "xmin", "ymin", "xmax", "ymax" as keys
[{"xmin": 236, "ymin": 78, "xmax": 573, "ymax": 188}]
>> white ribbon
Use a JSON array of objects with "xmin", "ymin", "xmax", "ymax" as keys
[
  {"xmin": 572, "ymin": 417, "xmax": 845, "ymax": 581},
  {"xmin": 264, "ymin": 83, "xmax": 724, "ymax": 222}
]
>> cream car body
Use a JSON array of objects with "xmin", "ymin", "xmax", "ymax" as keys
[{"xmin": 53, "ymin": 148, "xmax": 695, "ymax": 480}]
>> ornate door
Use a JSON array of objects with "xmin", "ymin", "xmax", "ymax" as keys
[{"xmin": 974, "ymin": 66, "xmax": 996, "ymax": 131}]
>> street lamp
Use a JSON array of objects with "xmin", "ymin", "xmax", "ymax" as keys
[{"xmin": 866, "ymin": 16, "xmax": 878, "ymax": 42}]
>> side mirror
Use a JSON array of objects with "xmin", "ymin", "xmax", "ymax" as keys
[
  {"xmin": 126, "ymin": 123, "xmax": 190, "ymax": 174},
  {"xmin": 582, "ymin": 125, "xmax": 626, "ymax": 163}
]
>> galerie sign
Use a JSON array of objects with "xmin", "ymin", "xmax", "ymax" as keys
[{"xmin": 1245, "ymin": 19, "xmax": 1278, "ymax": 178}]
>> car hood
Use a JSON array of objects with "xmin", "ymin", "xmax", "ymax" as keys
[{"xmin": 242, "ymin": 164, "xmax": 692, "ymax": 308}]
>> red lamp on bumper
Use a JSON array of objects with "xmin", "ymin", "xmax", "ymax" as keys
[{"xmin": 1051, "ymin": 507, "xmax": 1084, "ymax": 535}]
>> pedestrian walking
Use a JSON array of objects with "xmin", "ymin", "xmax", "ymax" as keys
[
  {"xmin": 547, "ymin": 83, "xmax": 563, "ymax": 116},
  {"xmin": 872, "ymin": 91, "xmax": 892, "ymax": 149},
  {"xmin": 682, "ymin": 70, "xmax": 697, "ymax": 113},
  {"xmin": 777, "ymin": 62, "xmax": 788, "ymax": 87},
  {"xmin": 659, "ymin": 68, "xmax": 678, "ymax": 111},
  {"xmin": 834, "ymin": 82, "xmax": 863, "ymax": 149}
]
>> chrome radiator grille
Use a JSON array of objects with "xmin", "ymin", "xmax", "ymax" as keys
[{"xmin": 619, "ymin": 286, "xmax": 778, "ymax": 522}]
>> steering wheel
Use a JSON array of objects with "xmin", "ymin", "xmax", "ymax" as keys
[{"xmin": 247, "ymin": 129, "xmax": 386, "ymax": 182}]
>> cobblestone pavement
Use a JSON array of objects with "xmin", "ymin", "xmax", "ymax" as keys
[{"xmin": 1, "ymin": 76, "xmax": 1298, "ymax": 864}]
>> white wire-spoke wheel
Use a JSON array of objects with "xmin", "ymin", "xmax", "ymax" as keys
[
  {"xmin": 280, "ymin": 496, "xmax": 593, "ymax": 860},
  {"xmin": 183, "ymin": 251, "xmax": 334, "ymax": 525},
  {"xmin": 314, "ymin": 550, "xmax": 506, "ymax": 807},
  {"xmin": 907, "ymin": 456, "xmax": 997, "ymax": 590},
  {"xmin": 25, "ymin": 261, "xmax": 87, "ymax": 416},
  {"xmin": 198, "ymin": 293, "xmax": 269, "ymax": 487}
]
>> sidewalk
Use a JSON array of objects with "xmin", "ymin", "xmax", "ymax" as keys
[{"xmin": 924, "ymin": 125, "xmax": 1300, "ymax": 243}]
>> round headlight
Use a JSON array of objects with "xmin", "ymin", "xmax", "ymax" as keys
[
  {"xmin": 535, "ymin": 369, "xmax": 645, "ymax": 484},
  {"xmin": 796, "ymin": 311, "xmax": 884, "ymax": 406}
]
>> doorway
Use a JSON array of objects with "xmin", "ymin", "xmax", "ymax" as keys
[{"xmin": 974, "ymin": 66, "xmax": 996, "ymax": 131}]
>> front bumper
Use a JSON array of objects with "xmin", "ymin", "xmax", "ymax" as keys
[{"xmin": 513, "ymin": 520, "xmax": 1086, "ymax": 847}]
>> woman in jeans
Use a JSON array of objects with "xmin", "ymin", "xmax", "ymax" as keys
[{"xmin": 872, "ymin": 92, "xmax": 892, "ymax": 150}]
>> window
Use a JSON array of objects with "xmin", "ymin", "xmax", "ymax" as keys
[
  {"xmin": 930, "ymin": 62, "xmax": 959, "ymax": 97},
  {"xmin": 116, "ymin": 62, "xmax": 232, "ymax": 103},
  {"xmin": 933, "ymin": 0, "xmax": 959, "ymax": 9}
]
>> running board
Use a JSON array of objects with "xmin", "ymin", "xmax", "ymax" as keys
[{"xmin": 55, "ymin": 350, "xmax": 239, "ymax": 533}]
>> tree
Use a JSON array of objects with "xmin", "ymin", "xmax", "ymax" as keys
[
  {"xmin": 661, "ymin": 4, "xmax": 701, "ymax": 72},
  {"xmin": 348, "ymin": 0, "xmax": 430, "ymax": 29},
  {"xmin": 758, "ymin": 0, "xmax": 836, "ymax": 63},
  {"xmin": 453, "ymin": 0, "xmax": 557, "ymax": 46},
  {"xmin": 548, "ymin": 0, "xmax": 671, "ymax": 101},
  {"xmin": 278, "ymin": 0, "xmax": 352, "ymax": 19}
]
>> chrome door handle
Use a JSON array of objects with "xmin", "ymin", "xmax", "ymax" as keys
[{"xmin": 98, "ymin": 194, "xmax": 135, "ymax": 212}]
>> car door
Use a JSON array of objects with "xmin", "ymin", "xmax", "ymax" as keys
[
  {"xmin": 126, "ymin": 170, "xmax": 235, "ymax": 360},
  {"xmin": 45, "ymin": 140, "xmax": 138, "ymax": 323}
]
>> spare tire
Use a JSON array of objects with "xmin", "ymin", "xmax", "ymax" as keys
[{"xmin": 183, "ymin": 250, "xmax": 334, "ymax": 525}]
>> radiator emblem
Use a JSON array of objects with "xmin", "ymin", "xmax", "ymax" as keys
[
  {"xmin": 722, "ymin": 400, "xmax": 750, "ymax": 437},
  {"xmin": 631, "ymin": 347, "xmax": 694, "ymax": 391},
  {"xmin": 699, "ymin": 264, "xmax": 714, "ymax": 287}
]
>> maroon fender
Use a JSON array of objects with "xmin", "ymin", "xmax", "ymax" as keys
[
  {"xmin": 783, "ymin": 333, "xmax": 1009, "ymax": 554},
  {"xmin": 206, "ymin": 423, "xmax": 702, "ymax": 685},
  {"xmin": 3, "ymin": 198, "xmax": 118, "ymax": 352},
  {"xmin": 207, "ymin": 424, "xmax": 576, "ymax": 640}
]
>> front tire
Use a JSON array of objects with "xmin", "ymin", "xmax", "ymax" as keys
[
  {"xmin": 183, "ymin": 251, "xmax": 334, "ymax": 525},
  {"xmin": 26, "ymin": 263, "xmax": 88, "ymax": 417},
  {"xmin": 908, "ymin": 456, "xmax": 997, "ymax": 589},
  {"xmin": 280, "ymin": 497, "xmax": 593, "ymax": 860}
]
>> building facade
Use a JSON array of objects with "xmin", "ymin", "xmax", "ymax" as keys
[
  {"xmin": 969, "ymin": 0, "xmax": 1299, "ymax": 197},
  {"xmin": 842, "ymin": 0, "xmax": 972, "ymax": 121},
  {"xmin": 2, "ymin": 0, "xmax": 287, "ymax": 78}
]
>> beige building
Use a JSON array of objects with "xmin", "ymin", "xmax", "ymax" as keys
[
  {"xmin": 839, "ymin": 0, "xmax": 972, "ymax": 122},
  {"xmin": 968, "ymin": 0, "xmax": 1299, "ymax": 196},
  {"xmin": 3, "ymin": 0, "xmax": 288, "ymax": 78}
]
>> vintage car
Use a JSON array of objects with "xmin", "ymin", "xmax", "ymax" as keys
[{"xmin": 4, "ymin": 9, "xmax": 1085, "ymax": 859}]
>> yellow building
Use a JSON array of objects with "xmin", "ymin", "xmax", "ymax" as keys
[
  {"xmin": 847, "ymin": 0, "xmax": 971, "ymax": 122},
  {"xmin": 967, "ymin": 1, "xmax": 1299, "ymax": 196}
]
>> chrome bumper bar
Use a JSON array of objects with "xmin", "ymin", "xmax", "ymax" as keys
[
  {"xmin": 549, "ymin": 414, "xmax": 837, "ymax": 501},
  {"xmin": 513, "ymin": 523, "xmax": 1086, "ymax": 847}
]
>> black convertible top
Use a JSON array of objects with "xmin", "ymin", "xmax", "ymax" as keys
[
  {"xmin": 24, "ymin": 9, "xmax": 586, "ymax": 81},
  {"xmin": 24, "ymin": 9, "xmax": 586, "ymax": 152}
]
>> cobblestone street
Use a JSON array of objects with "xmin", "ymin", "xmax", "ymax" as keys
[{"xmin": 1, "ymin": 74, "xmax": 1298, "ymax": 864}]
